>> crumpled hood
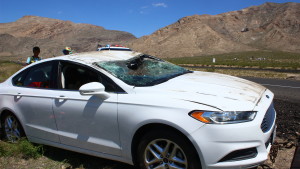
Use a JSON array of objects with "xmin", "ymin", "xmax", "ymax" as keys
[{"xmin": 145, "ymin": 71, "xmax": 266, "ymax": 111}]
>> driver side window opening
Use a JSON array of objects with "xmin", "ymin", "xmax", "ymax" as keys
[
  {"xmin": 59, "ymin": 61, "xmax": 124, "ymax": 93},
  {"xmin": 61, "ymin": 64, "xmax": 100, "ymax": 90}
]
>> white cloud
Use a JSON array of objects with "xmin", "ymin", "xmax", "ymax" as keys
[
  {"xmin": 139, "ymin": 3, "xmax": 167, "ymax": 14},
  {"xmin": 57, "ymin": 11, "xmax": 63, "ymax": 15},
  {"xmin": 139, "ymin": 6, "xmax": 149, "ymax": 14},
  {"xmin": 152, "ymin": 3, "xmax": 167, "ymax": 8}
]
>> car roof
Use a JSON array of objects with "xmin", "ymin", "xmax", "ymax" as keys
[{"xmin": 54, "ymin": 50, "xmax": 142, "ymax": 65}]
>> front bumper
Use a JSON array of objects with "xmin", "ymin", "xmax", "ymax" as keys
[{"xmin": 190, "ymin": 90, "xmax": 276, "ymax": 169}]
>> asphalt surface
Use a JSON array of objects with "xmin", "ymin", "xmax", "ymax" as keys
[{"xmin": 242, "ymin": 77, "xmax": 300, "ymax": 103}]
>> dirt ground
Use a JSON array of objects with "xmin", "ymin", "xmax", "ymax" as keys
[
  {"xmin": 258, "ymin": 139, "xmax": 296, "ymax": 169},
  {"xmin": 0, "ymin": 99, "xmax": 299, "ymax": 169},
  {"xmin": 258, "ymin": 99, "xmax": 300, "ymax": 169}
]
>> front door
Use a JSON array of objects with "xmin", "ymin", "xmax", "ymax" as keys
[{"xmin": 52, "ymin": 61, "xmax": 121, "ymax": 156}]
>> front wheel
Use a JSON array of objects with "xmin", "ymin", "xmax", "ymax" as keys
[
  {"xmin": 1, "ymin": 113, "xmax": 25, "ymax": 142},
  {"xmin": 137, "ymin": 129, "xmax": 201, "ymax": 169}
]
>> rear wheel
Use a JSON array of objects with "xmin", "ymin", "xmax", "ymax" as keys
[
  {"xmin": 137, "ymin": 129, "xmax": 201, "ymax": 169},
  {"xmin": 1, "ymin": 113, "xmax": 25, "ymax": 142}
]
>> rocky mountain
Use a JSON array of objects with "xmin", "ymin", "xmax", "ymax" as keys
[
  {"xmin": 0, "ymin": 16, "xmax": 136, "ymax": 61},
  {"xmin": 1, "ymin": 2, "xmax": 299, "ymax": 61},
  {"xmin": 129, "ymin": 2, "xmax": 300, "ymax": 58}
]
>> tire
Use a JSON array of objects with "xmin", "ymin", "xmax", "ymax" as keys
[
  {"xmin": 136, "ymin": 129, "xmax": 201, "ymax": 169},
  {"xmin": 1, "ymin": 112, "xmax": 25, "ymax": 142}
]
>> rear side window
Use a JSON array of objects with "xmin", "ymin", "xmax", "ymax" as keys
[
  {"xmin": 12, "ymin": 61, "xmax": 56, "ymax": 89},
  {"xmin": 23, "ymin": 65, "xmax": 52, "ymax": 88},
  {"xmin": 12, "ymin": 69, "xmax": 29, "ymax": 87}
]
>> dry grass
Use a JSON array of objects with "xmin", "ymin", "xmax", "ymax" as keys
[
  {"xmin": 0, "ymin": 140, "xmax": 133, "ymax": 169},
  {"xmin": 0, "ymin": 156, "xmax": 70, "ymax": 169},
  {"xmin": 166, "ymin": 51, "xmax": 300, "ymax": 69},
  {"xmin": 0, "ymin": 61, "xmax": 23, "ymax": 82}
]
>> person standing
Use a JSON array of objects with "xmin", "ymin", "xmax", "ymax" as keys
[{"xmin": 26, "ymin": 46, "xmax": 42, "ymax": 64}]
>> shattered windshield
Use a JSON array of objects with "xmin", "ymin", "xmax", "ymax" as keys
[{"xmin": 96, "ymin": 54, "xmax": 191, "ymax": 86}]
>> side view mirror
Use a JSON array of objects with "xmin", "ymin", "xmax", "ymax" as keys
[{"xmin": 79, "ymin": 82, "xmax": 110, "ymax": 100}]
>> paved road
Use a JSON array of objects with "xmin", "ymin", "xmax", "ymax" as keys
[{"xmin": 242, "ymin": 77, "xmax": 300, "ymax": 103}]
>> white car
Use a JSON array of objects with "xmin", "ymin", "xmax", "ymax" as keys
[{"xmin": 0, "ymin": 50, "xmax": 276, "ymax": 169}]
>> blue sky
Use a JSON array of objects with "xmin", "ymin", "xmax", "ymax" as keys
[{"xmin": 1, "ymin": 0, "xmax": 300, "ymax": 37}]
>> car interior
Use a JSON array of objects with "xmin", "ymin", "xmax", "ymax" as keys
[
  {"xmin": 23, "ymin": 67, "xmax": 51, "ymax": 88},
  {"xmin": 61, "ymin": 65, "xmax": 100, "ymax": 90}
]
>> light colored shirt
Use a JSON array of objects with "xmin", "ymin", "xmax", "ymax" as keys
[{"xmin": 26, "ymin": 56, "xmax": 41, "ymax": 64}]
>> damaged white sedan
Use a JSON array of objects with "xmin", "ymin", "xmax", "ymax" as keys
[{"xmin": 0, "ymin": 50, "xmax": 276, "ymax": 169}]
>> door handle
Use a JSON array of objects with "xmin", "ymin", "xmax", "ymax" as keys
[
  {"xmin": 16, "ymin": 93, "xmax": 23, "ymax": 99},
  {"xmin": 55, "ymin": 95, "xmax": 69, "ymax": 100}
]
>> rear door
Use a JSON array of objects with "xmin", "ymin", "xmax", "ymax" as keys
[{"xmin": 11, "ymin": 61, "xmax": 60, "ymax": 143}]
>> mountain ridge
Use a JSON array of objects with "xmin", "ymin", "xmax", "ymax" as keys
[
  {"xmin": 128, "ymin": 2, "xmax": 300, "ymax": 58},
  {"xmin": 0, "ymin": 2, "xmax": 299, "ymax": 61},
  {"xmin": 0, "ymin": 15, "xmax": 136, "ymax": 61}
]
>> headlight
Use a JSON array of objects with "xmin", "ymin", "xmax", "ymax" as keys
[{"xmin": 189, "ymin": 111, "xmax": 257, "ymax": 124}]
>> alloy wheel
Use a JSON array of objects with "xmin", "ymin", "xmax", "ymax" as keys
[
  {"xmin": 144, "ymin": 139, "xmax": 188, "ymax": 169},
  {"xmin": 4, "ymin": 115, "xmax": 22, "ymax": 142}
]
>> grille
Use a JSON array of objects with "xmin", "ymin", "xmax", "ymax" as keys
[{"xmin": 261, "ymin": 102, "xmax": 276, "ymax": 133}]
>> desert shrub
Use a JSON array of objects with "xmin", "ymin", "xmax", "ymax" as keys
[
  {"xmin": 0, "ymin": 139, "xmax": 43, "ymax": 159},
  {"xmin": 18, "ymin": 139, "xmax": 43, "ymax": 159},
  {"xmin": 166, "ymin": 51, "xmax": 300, "ymax": 69}
]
